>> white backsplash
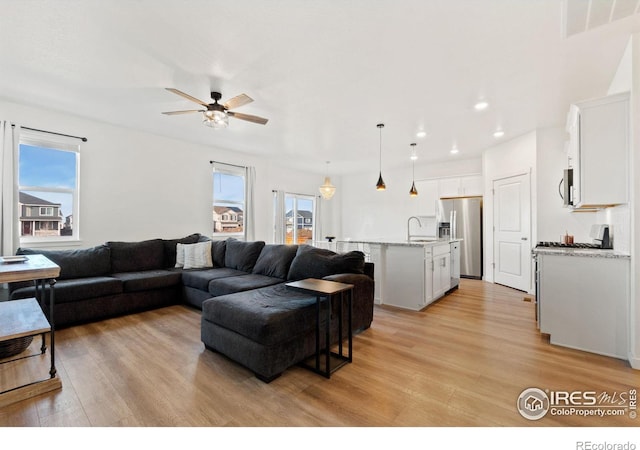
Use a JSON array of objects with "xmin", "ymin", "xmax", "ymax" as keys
[{"xmin": 600, "ymin": 204, "xmax": 630, "ymax": 253}]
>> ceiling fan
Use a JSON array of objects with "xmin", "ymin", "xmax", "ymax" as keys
[{"xmin": 162, "ymin": 88, "xmax": 268, "ymax": 128}]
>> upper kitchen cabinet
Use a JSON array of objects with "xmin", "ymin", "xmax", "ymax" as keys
[
  {"xmin": 438, "ymin": 175, "xmax": 483, "ymax": 198},
  {"xmin": 567, "ymin": 92, "xmax": 630, "ymax": 209}
]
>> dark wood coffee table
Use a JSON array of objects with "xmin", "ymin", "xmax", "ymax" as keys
[{"xmin": 286, "ymin": 278, "xmax": 354, "ymax": 378}]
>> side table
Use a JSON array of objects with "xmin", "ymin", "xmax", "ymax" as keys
[
  {"xmin": 0, "ymin": 254, "xmax": 61, "ymax": 407},
  {"xmin": 286, "ymin": 278, "xmax": 354, "ymax": 378}
]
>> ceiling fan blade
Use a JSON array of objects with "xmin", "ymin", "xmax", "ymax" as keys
[
  {"xmin": 161, "ymin": 109, "xmax": 204, "ymax": 115},
  {"xmin": 165, "ymin": 88, "xmax": 209, "ymax": 107},
  {"xmin": 227, "ymin": 111, "xmax": 268, "ymax": 125},
  {"xmin": 223, "ymin": 94, "xmax": 253, "ymax": 110}
]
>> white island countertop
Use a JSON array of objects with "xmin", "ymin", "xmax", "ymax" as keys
[{"xmin": 337, "ymin": 238, "xmax": 461, "ymax": 248}]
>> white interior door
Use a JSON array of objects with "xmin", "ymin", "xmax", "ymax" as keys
[{"xmin": 493, "ymin": 173, "xmax": 531, "ymax": 292}]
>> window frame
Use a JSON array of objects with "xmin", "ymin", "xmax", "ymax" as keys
[
  {"xmin": 212, "ymin": 163, "xmax": 247, "ymax": 240},
  {"xmin": 284, "ymin": 192, "xmax": 317, "ymax": 245},
  {"xmin": 18, "ymin": 130, "xmax": 81, "ymax": 246}
]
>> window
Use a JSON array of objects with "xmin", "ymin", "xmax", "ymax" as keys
[
  {"xmin": 18, "ymin": 131, "xmax": 80, "ymax": 242},
  {"xmin": 212, "ymin": 163, "xmax": 246, "ymax": 238},
  {"xmin": 284, "ymin": 193, "xmax": 316, "ymax": 244}
]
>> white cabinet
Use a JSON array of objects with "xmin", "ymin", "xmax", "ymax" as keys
[
  {"xmin": 567, "ymin": 92, "xmax": 629, "ymax": 208},
  {"xmin": 414, "ymin": 180, "xmax": 439, "ymax": 216},
  {"xmin": 537, "ymin": 253, "xmax": 629, "ymax": 359},
  {"xmin": 432, "ymin": 243, "xmax": 451, "ymax": 300},
  {"xmin": 438, "ymin": 175, "xmax": 483, "ymax": 198},
  {"xmin": 380, "ymin": 245, "xmax": 432, "ymax": 310}
]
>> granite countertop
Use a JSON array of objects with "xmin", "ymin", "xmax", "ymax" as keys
[
  {"xmin": 338, "ymin": 238, "xmax": 461, "ymax": 248},
  {"xmin": 532, "ymin": 247, "xmax": 630, "ymax": 259}
]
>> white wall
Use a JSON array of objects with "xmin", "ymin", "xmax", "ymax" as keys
[
  {"xmin": 535, "ymin": 126, "xmax": 598, "ymax": 243},
  {"xmin": 0, "ymin": 99, "xmax": 327, "ymax": 248},
  {"xmin": 339, "ymin": 157, "xmax": 482, "ymax": 241},
  {"xmin": 482, "ymin": 131, "xmax": 537, "ymax": 285}
]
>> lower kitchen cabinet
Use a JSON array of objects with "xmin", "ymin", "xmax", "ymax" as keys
[
  {"xmin": 432, "ymin": 243, "xmax": 451, "ymax": 300},
  {"xmin": 537, "ymin": 252, "xmax": 629, "ymax": 360}
]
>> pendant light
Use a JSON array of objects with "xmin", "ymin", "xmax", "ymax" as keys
[
  {"xmin": 319, "ymin": 161, "xmax": 336, "ymax": 200},
  {"xmin": 409, "ymin": 143, "xmax": 418, "ymax": 197},
  {"xmin": 376, "ymin": 123, "xmax": 386, "ymax": 190}
]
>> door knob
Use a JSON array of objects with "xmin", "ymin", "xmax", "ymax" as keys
[{"xmin": 521, "ymin": 237, "xmax": 528, "ymax": 241}]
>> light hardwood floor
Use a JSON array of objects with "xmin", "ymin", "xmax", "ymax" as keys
[{"xmin": 0, "ymin": 279, "xmax": 638, "ymax": 427}]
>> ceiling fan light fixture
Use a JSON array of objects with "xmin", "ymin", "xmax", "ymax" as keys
[{"xmin": 203, "ymin": 110, "xmax": 229, "ymax": 128}]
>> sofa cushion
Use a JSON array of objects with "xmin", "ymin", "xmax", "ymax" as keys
[
  {"xmin": 287, "ymin": 245, "xmax": 365, "ymax": 281},
  {"xmin": 201, "ymin": 284, "xmax": 318, "ymax": 346},
  {"xmin": 252, "ymin": 244, "xmax": 298, "ymax": 279},
  {"xmin": 106, "ymin": 239, "xmax": 165, "ymax": 273},
  {"xmin": 162, "ymin": 233, "xmax": 200, "ymax": 268},
  {"xmin": 17, "ymin": 246, "xmax": 111, "ymax": 280},
  {"xmin": 208, "ymin": 274, "xmax": 283, "ymax": 297},
  {"xmin": 176, "ymin": 241, "xmax": 213, "ymax": 269},
  {"xmin": 181, "ymin": 268, "xmax": 248, "ymax": 291},
  {"xmin": 111, "ymin": 270, "xmax": 182, "ymax": 293},
  {"xmin": 10, "ymin": 276, "xmax": 123, "ymax": 304},
  {"xmin": 224, "ymin": 239, "xmax": 265, "ymax": 272},
  {"xmin": 197, "ymin": 236, "xmax": 227, "ymax": 268}
]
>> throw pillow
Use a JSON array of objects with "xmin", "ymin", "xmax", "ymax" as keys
[
  {"xmin": 287, "ymin": 245, "xmax": 365, "ymax": 281},
  {"xmin": 252, "ymin": 244, "xmax": 298, "ymax": 279},
  {"xmin": 224, "ymin": 238, "xmax": 265, "ymax": 272},
  {"xmin": 182, "ymin": 241, "xmax": 213, "ymax": 270},
  {"xmin": 162, "ymin": 233, "xmax": 201, "ymax": 268}
]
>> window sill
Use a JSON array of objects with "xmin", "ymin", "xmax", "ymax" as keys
[{"xmin": 18, "ymin": 238, "xmax": 84, "ymax": 250}]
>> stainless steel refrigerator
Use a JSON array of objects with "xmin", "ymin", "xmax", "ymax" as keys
[{"xmin": 437, "ymin": 197, "xmax": 482, "ymax": 279}]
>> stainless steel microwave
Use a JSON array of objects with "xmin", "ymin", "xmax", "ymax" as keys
[{"xmin": 561, "ymin": 168, "xmax": 573, "ymax": 207}]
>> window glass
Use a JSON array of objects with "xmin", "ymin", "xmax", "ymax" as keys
[
  {"xmin": 18, "ymin": 139, "xmax": 79, "ymax": 242},
  {"xmin": 285, "ymin": 194, "xmax": 315, "ymax": 244},
  {"xmin": 212, "ymin": 165, "xmax": 246, "ymax": 237}
]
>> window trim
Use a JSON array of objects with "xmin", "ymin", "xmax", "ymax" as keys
[
  {"xmin": 18, "ymin": 130, "xmax": 81, "ymax": 246},
  {"xmin": 284, "ymin": 192, "xmax": 317, "ymax": 244},
  {"xmin": 212, "ymin": 162, "xmax": 247, "ymax": 240}
]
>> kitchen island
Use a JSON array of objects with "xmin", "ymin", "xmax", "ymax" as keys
[{"xmin": 335, "ymin": 239, "xmax": 461, "ymax": 311}]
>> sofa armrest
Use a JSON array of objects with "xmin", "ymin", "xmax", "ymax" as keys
[{"xmin": 322, "ymin": 272, "xmax": 374, "ymax": 331}]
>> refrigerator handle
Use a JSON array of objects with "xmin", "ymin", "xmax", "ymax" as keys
[{"xmin": 450, "ymin": 210, "xmax": 457, "ymax": 240}]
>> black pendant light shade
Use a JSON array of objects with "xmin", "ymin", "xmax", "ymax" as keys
[
  {"xmin": 376, "ymin": 123, "xmax": 386, "ymax": 191},
  {"xmin": 409, "ymin": 142, "xmax": 418, "ymax": 197}
]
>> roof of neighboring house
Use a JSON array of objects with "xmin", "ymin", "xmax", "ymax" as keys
[
  {"xmin": 213, "ymin": 206, "xmax": 243, "ymax": 214},
  {"xmin": 19, "ymin": 192, "xmax": 61, "ymax": 207},
  {"xmin": 286, "ymin": 210, "xmax": 313, "ymax": 219}
]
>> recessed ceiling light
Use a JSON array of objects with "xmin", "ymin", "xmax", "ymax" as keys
[
  {"xmin": 416, "ymin": 130, "xmax": 427, "ymax": 138},
  {"xmin": 493, "ymin": 129, "xmax": 505, "ymax": 138},
  {"xmin": 450, "ymin": 146, "xmax": 459, "ymax": 155},
  {"xmin": 474, "ymin": 100, "xmax": 489, "ymax": 111}
]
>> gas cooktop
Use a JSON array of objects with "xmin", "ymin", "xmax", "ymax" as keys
[{"xmin": 536, "ymin": 241, "xmax": 603, "ymax": 249}]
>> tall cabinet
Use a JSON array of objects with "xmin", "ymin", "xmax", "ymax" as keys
[{"xmin": 566, "ymin": 92, "xmax": 629, "ymax": 209}]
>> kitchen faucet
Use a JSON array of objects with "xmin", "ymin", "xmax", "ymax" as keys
[{"xmin": 407, "ymin": 216, "xmax": 422, "ymax": 241}]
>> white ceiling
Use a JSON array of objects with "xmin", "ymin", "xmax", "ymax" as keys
[{"xmin": 1, "ymin": 0, "xmax": 639, "ymax": 175}]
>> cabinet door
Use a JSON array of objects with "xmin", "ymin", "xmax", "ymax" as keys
[
  {"xmin": 460, "ymin": 175, "xmax": 483, "ymax": 197},
  {"xmin": 438, "ymin": 178, "xmax": 461, "ymax": 198},
  {"xmin": 577, "ymin": 93, "xmax": 629, "ymax": 207}
]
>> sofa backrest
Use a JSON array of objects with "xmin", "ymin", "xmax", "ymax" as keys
[
  {"xmin": 162, "ymin": 233, "xmax": 201, "ymax": 268},
  {"xmin": 286, "ymin": 245, "xmax": 365, "ymax": 281},
  {"xmin": 106, "ymin": 239, "xmax": 165, "ymax": 273},
  {"xmin": 252, "ymin": 244, "xmax": 298, "ymax": 280},
  {"xmin": 17, "ymin": 245, "xmax": 112, "ymax": 280},
  {"xmin": 197, "ymin": 235, "xmax": 227, "ymax": 268},
  {"xmin": 224, "ymin": 238, "xmax": 265, "ymax": 272}
]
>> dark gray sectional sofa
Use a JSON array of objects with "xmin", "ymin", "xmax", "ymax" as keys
[{"xmin": 9, "ymin": 234, "xmax": 374, "ymax": 381}]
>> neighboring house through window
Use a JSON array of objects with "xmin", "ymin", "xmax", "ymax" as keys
[
  {"xmin": 284, "ymin": 193, "xmax": 316, "ymax": 244},
  {"xmin": 212, "ymin": 162, "xmax": 247, "ymax": 239},
  {"xmin": 18, "ymin": 130, "xmax": 80, "ymax": 243}
]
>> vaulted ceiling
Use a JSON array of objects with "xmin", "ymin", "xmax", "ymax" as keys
[{"xmin": 1, "ymin": 1, "xmax": 638, "ymax": 175}]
